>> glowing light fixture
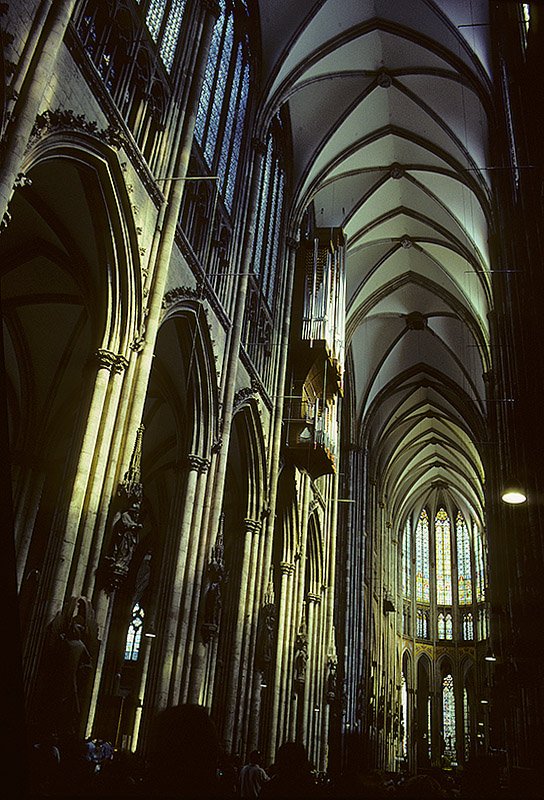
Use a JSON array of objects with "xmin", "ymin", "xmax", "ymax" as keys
[
  {"xmin": 484, "ymin": 647, "xmax": 497, "ymax": 662},
  {"xmin": 501, "ymin": 481, "xmax": 527, "ymax": 505}
]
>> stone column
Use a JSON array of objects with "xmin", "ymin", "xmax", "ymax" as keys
[
  {"xmin": 76, "ymin": 355, "xmax": 130, "ymax": 596},
  {"xmin": 15, "ymin": 466, "xmax": 46, "ymax": 588},
  {"xmin": 222, "ymin": 517, "xmax": 261, "ymax": 752},
  {"xmin": 171, "ymin": 456, "xmax": 211, "ymax": 703},
  {"xmin": 46, "ymin": 348, "xmax": 118, "ymax": 620},
  {"xmin": 268, "ymin": 560, "xmax": 295, "ymax": 760},
  {"xmin": 0, "ymin": 0, "xmax": 79, "ymax": 224},
  {"xmin": 156, "ymin": 454, "xmax": 205, "ymax": 708},
  {"xmin": 120, "ymin": 0, "xmax": 220, "ymax": 446},
  {"xmin": 203, "ymin": 136, "xmax": 267, "ymax": 556}
]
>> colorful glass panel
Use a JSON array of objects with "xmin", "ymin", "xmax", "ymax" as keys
[
  {"xmin": 462, "ymin": 612, "xmax": 474, "ymax": 640},
  {"xmin": 456, "ymin": 512, "xmax": 473, "ymax": 605},
  {"xmin": 442, "ymin": 674, "xmax": 456, "ymax": 758},
  {"xmin": 124, "ymin": 603, "xmax": 144, "ymax": 661},
  {"xmin": 415, "ymin": 509, "xmax": 430, "ymax": 603},
  {"xmin": 463, "ymin": 687, "xmax": 470, "ymax": 760},
  {"xmin": 475, "ymin": 524, "xmax": 486, "ymax": 602},
  {"xmin": 146, "ymin": 0, "xmax": 166, "ymax": 42},
  {"xmin": 435, "ymin": 508, "xmax": 452, "ymax": 605},
  {"xmin": 159, "ymin": 0, "xmax": 187, "ymax": 71},
  {"xmin": 402, "ymin": 518, "xmax": 412, "ymax": 598}
]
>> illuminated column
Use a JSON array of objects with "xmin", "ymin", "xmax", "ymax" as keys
[
  {"xmin": 268, "ymin": 561, "xmax": 295, "ymax": 760},
  {"xmin": 76, "ymin": 355, "xmax": 130, "ymax": 596},
  {"xmin": 156, "ymin": 454, "xmax": 204, "ymax": 708},
  {"xmin": 120, "ymin": 0, "xmax": 220, "ymax": 445},
  {"xmin": 46, "ymin": 349, "xmax": 118, "ymax": 619},
  {"xmin": 306, "ymin": 592, "xmax": 322, "ymax": 763},
  {"xmin": 240, "ymin": 519, "xmax": 266, "ymax": 750},
  {"xmin": 171, "ymin": 456, "xmax": 211, "ymax": 703},
  {"xmin": 222, "ymin": 517, "xmax": 261, "ymax": 752}
]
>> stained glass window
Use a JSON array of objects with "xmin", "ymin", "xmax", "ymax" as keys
[
  {"xmin": 442, "ymin": 674, "xmax": 456, "ymax": 758},
  {"xmin": 125, "ymin": 603, "xmax": 144, "ymax": 661},
  {"xmin": 435, "ymin": 508, "xmax": 452, "ymax": 605},
  {"xmin": 195, "ymin": 10, "xmax": 222, "ymax": 144},
  {"xmin": 402, "ymin": 519, "xmax": 412, "ymax": 598},
  {"xmin": 416, "ymin": 509, "xmax": 430, "ymax": 603},
  {"xmin": 475, "ymin": 524, "xmax": 486, "ymax": 602},
  {"xmin": 251, "ymin": 128, "xmax": 285, "ymax": 306},
  {"xmin": 194, "ymin": 0, "xmax": 250, "ymax": 210},
  {"xmin": 438, "ymin": 612, "xmax": 453, "ymax": 640},
  {"xmin": 416, "ymin": 609, "xmax": 428, "ymax": 639},
  {"xmin": 462, "ymin": 612, "xmax": 474, "ymax": 640},
  {"xmin": 463, "ymin": 687, "xmax": 470, "ymax": 760},
  {"xmin": 159, "ymin": 0, "xmax": 187, "ymax": 72},
  {"xmin": 224, "ymin": 60, "xmax": 249, "ymax": 209},
  {"xmin": 146, "ymin": 0, "xmax": 166, "ymax": 42},
  {"xmin": 401, "ymin": 674, "xmax": 408, "ymax": 758},
  {"xmin": 478, "ymin": 607, "xmax": 488, "ymax": 640},
  {"xmin": 456, "ymin": 512, "xmax": 472, "ymax": 604}
]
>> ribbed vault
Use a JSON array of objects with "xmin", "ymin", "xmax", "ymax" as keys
[{"xmin": 258, "ymin": 0, "xmax": 493, "ymax": 519}]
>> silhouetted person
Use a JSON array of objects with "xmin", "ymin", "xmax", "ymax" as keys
[
  {"xmin": 259, "ymin": 742, "xmax": 317, "ymax": 799},
  {"xmin": 144, "ymin": 704, "xmax": 221, "ymax": 798},
  {"xmin": 239, "ymin": 750, "xmax": 268, "ymax": 799}
]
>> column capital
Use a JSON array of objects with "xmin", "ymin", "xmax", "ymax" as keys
[
  {"xmin": 113, "ymin": 355, "xmax": 129, "ymax": 373},
  {"xmin": 185, "ymin": 454, "xmax": 209, "ymax": 472},
  {"xmin": 307, "ymin": 592, "xmax": 321, "ymax": 605},
  {"xmin": 244, "ymin": 518, "xmax": 261, "ymax": 535},
  {"xmin": 280, "ymin": 561, "xmax": 295, "ymax": 576},
  {"xmin": 94, "ymin": 348, "xmax": 117, "ymax": 370}
]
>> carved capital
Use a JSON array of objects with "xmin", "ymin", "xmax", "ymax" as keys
[
  {"xmin": 187, "ymin": 454, "xmax": 207, "ymax": 472},
  {"xmin": 95, "ymin": 348, "xmax": 117, "ymax": 370},
  {"xmin": 244, "ymin": 518, "xmax": 261, "ymax": 535},
  {"xmin": 113, "ymin": 355, "xmax": 129, "ymax": 373}
]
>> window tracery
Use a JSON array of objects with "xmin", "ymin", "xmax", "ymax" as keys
[
  {"xmin": 194, "ymin": 0, "xmax": 251, "ymax": 212},
  {"xmin": 435, "ymin": 508, "xmax": 452, "ymax": 605},
  {"xmin": 415, "ymin": 509, "xmax": 430, "ymax": 603},
  {"xmin": 456, "ymin": 512, "xmax": 473, "ymax": 604},
  {"xmin": 124, "ymin": 603, "xmax": 144, "ymax": 661}
]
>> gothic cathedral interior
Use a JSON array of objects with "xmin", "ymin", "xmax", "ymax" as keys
[{"xmin": 2, "ymin": 0, "xmax": 544, "ymax": 789}]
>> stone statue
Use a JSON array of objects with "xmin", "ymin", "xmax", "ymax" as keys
[
  {"xmin": 110, "ymin": 499, "xmax": 143, "ymax": 572},
  {"xmin": 294, "ymin": 632, "xmax": 308, "ymax": 683},
  {"xmin": 204, "ymin": 555, "xmax": 225, "ymax": 627}
]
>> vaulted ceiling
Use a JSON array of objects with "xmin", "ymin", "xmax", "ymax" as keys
[{"xmin": 257, "ymin": 0, "xmax": 494, "ymax": 524}]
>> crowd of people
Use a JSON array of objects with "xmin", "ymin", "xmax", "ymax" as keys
[{"xmin": 26, "ymin": 705, "xmax": 543, "ymax": 798}]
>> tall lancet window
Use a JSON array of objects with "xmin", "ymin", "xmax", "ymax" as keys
[
  {"xmin": 435, "ymin": 508, "xmax": 452, "ymax": 605},
  {"xmin": 415, "ymin": 509, "xmax": 430, "ymax": 603},
  {"xmin": 145, "ymin": 0, "xmax": 187, "ymax": 71},
  {"xmin": 402, "ymin": 518, "xmax": 412, "ymax": 598},
  {"xmin": 194, "ymin": 0, "xmax": 251, "ymax": 211},
  {"xmin": 125, "ymin": 603, "xmax": 145, "ymax": 661},
  {"xmin": 442, "ymin": 673, "xmax": 456, "ymax": 758},
  {"xmin": 474, "ymin": 523, "xmax": 486, "ymax": 602},
  {"xmin": 456, "ymin": 512, "xmax": 473, "ymax": 605}
]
